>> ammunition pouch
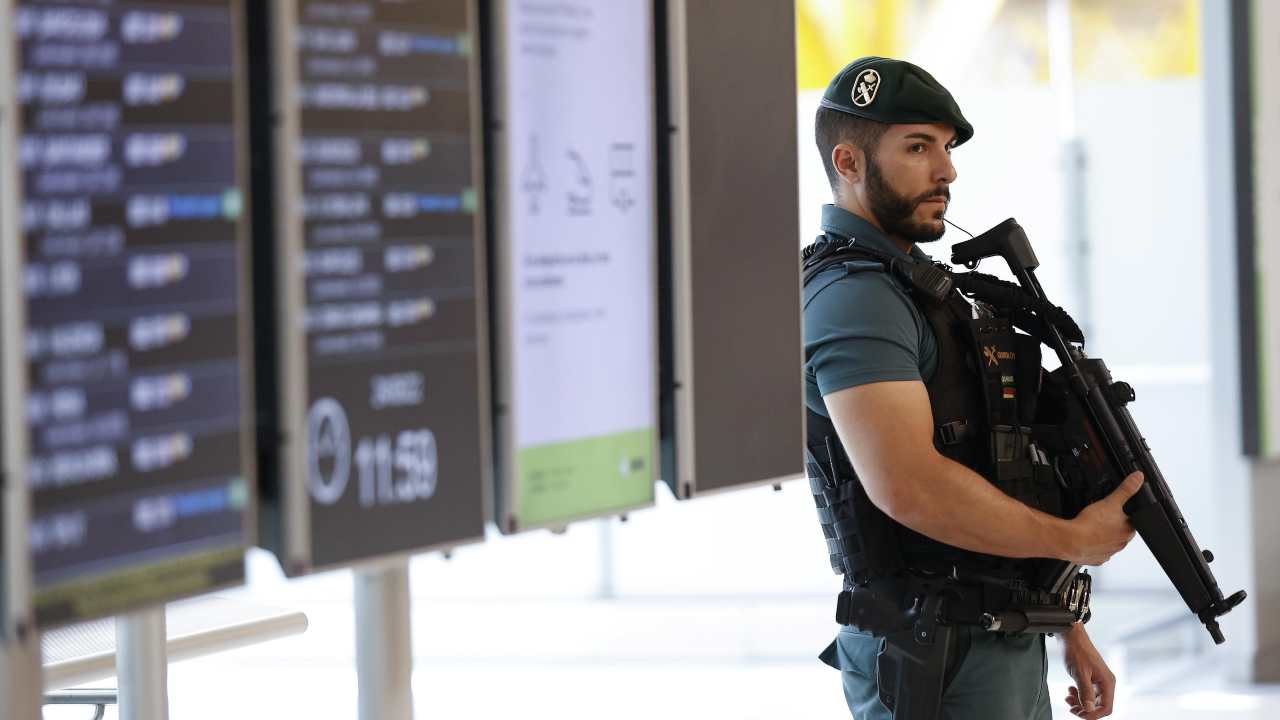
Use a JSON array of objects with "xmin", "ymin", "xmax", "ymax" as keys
[{"xmin": 806, "ymin": 437, "xmax": 905, "ymax": 583}]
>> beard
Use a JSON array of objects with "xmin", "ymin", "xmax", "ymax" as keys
[{"xmin": 865, "ymin": 159, "xmax": 950, "ymax": 244}]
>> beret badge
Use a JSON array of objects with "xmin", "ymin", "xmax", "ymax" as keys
[{"xmin": 851, "ymin": 68, "xmax": 880, "ymax": 107}]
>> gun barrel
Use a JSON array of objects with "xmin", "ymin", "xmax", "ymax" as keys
[
  {"xmin": 1107, "ymin": 391, "xmax": 1246, "ymax": 642},
  {"xmin": 1073, "ymin": 346, "xmax": 1246, "ymax": 643}
]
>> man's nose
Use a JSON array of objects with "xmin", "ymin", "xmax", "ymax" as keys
[{"xmin": 936, "ymin": 153, "xmax": 957, "ymax": 185}]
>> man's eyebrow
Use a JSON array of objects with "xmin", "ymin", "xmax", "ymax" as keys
[{"xmin": 903, "ymin": 132, "xmax": 959, "ymax": 146}]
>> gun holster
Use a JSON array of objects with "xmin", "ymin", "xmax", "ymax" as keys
[
  {"xmin": 833, "ymin": 583, "xmax": 955, "ymax": 719},
  {"xmin": 874, "ymin": 592, "xmax": 954, "ymax": 720}
]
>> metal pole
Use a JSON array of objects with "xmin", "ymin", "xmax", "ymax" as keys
[
  {"xmin": 354, "ymin": 559, "xmax": 414, "ymax": 720},
  {"xmin": 116, "ymin": 607, "xmax": 169, "ymax": 720}
]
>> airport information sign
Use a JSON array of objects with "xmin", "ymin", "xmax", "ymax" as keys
[
  {"xmin": 493, "ymin": 0, "xmax": 657, "ymax": 532},
  {"xmin": 16, "ymin": 0, "xmax": 253, "ymax": 626},
  {"xmin": 280, "ymin": 0, "xmax": 488, "ymax": 567}
]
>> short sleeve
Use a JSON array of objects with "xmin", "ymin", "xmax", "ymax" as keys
[{"xmin": 804, "ymin": 270, "xmax": 926, "ymax": 398}]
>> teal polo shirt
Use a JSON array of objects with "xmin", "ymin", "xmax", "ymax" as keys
[{"xmin": 803, "ymin": 205, "xmax": 940, "ymax": 418}]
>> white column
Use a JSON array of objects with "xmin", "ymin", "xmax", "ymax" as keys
[
  {"xmin": 354, "ymin": 559, "xmax": 414, "ymax": 720},
  {"xmin": 116, "ymin": 607, "xmax": 170, "ymax": 720},
  {"xmin": 598, "ymin": 518, "xmax": 616, "ymax": 600},
  {"xmin": 1046, "ymin": 0, "xmax": 1093, "ymax": 341}
]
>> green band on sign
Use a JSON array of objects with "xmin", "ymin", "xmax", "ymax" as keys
[{"xmin": 517, "ymin": 428, "xmax": 655, "ymax": 527}]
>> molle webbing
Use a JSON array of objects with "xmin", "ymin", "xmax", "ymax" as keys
[{"xmin": 802, "ymin": 239, "xmax": 1037, "ymax": 583}]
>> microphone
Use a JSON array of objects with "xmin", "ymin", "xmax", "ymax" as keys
[{"xmin": 944, "ymin": 217, "xmax": 975, "ymax": 238}]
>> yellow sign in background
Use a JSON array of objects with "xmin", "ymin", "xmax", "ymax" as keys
[{"xmin": 797, "ymin": 0, "xmax": 1200, "ymax": 91}]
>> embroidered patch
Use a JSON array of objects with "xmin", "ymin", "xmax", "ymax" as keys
[{"xmin": 851, "ymin": 69, "xmax": 881, "ymax": 107}]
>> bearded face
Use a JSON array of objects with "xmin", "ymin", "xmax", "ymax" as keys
[{"xmin": 864, "ymin": 155, "xmax": 951, "ymax": 244}]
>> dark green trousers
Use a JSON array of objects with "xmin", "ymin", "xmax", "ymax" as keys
[{"xmin": 822, "ymin": 625, "xmax": 1052, "ymax": 719}]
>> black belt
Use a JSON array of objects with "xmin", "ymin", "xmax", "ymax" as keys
[{"xmin": 837, "ymin": 569, "xmax": 1086, "ymax": 636}]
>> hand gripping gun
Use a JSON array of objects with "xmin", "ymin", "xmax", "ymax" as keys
[{"xmin": 949, "ymin": 219, "xmax": 1247, "ymax": 645}]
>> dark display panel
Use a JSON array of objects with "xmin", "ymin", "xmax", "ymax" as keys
[
  {"xmin": 661, "ymin": 0, "xmax": 802, "ymax": 498},
  {"xmin": 16, "ymin": 0, "xmax": 252, "ymax": 626},
  {"xmin": 256, "ymin": 0, "xmax": 487, "ymax": 570}
]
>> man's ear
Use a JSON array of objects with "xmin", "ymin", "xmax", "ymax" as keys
[{"xmin": 831, "ymin": 143, "xmax": 864, "ymax": 187}]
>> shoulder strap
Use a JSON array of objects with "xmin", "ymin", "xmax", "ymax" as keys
[
  {"xmin": 801, "ymin": 241, "xmax": 893, "ymax": 288},
  {"xmin": 803, "ymin": 241, "xmax": 955, "ymax": 306}
]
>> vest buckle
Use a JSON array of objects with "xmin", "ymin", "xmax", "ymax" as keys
[{"xmin": 938, "ymin": 420, "xmax": 968, "ymax": 446}]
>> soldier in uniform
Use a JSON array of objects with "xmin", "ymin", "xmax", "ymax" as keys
[{"xmin": 803, "ymin": 57, "xmax": 1145, "ymax": 719}]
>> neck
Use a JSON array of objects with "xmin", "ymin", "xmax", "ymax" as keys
[{"xmin": 835, "ymin": 197, "xmax": 914, "ymax": 255}]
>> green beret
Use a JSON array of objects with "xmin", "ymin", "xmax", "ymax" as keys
[{"xmin": 820, "ymin": 56, "xmax": 974, "ymax": 146}]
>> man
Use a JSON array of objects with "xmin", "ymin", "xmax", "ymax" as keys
[{"xmin": 803, "ymin": 57, "xmax": 1144, "ymax": 720}]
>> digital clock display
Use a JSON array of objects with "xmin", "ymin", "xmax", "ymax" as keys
[{"xmin": 273, "ymin": 0, "xmax": 488, "ymax": 567}]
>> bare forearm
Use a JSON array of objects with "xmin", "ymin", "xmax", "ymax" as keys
[
  {"xmin": 823, "ymin": 382, "xmax": 1132, "ymax": 569},
  {"xmin": 880, "ymin": 452, "xmax": 1072, "ymax": 560}
]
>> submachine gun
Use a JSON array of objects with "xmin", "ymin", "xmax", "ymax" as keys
[
  {"xmin": 948, "ymin": 218, "xmax": 1247, "ymax": 645},
  {"xmin": 838, "ymin": 220, "xmax": 1246, "ymax": 720}
]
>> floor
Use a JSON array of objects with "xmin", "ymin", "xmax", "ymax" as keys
[{"xmin": 38, "ymin": 582, "xmax": 1279, "ymax": 719}]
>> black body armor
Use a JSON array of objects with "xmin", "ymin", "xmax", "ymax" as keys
[{"xmin": 802, "ymin": 237, "xmax": 1076, "ymax": 597}]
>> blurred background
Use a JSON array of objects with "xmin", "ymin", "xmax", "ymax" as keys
[{"xmin": 29, "ymin": 0, "xmax": 1280, "ymax": 717}]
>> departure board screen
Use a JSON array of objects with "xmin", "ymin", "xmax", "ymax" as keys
[
  {"xmin": 491, "ymin": 0, "xmax": 657, "ymax": 533},
  {"xmin": 16, "ymin": 0, "xmax": 251, "ymax": 627},
  {"xmin": 287, "ymin": 0, "xmax": 487, "ymax": 567}
]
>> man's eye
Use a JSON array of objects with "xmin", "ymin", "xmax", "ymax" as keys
[{"xmin": 909, "ymin": 144, "xmax": 925, "ymax": 153}]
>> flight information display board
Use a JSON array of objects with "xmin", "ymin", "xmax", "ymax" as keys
[
  {"xmin": 489, "ymin": 0, "xmax": 658, "ymax": 533},
  {"xmin": 15, "ymin": 0, "xmax": 254, "ymax": 627},
  {"xmin": 252, "ymin": 0, "xmax": 488, "ymax": 572}
]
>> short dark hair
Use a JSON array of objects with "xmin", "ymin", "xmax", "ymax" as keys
[{"xmin": 815, "ymin": 106, "xmax": 888, "ymax": 191}]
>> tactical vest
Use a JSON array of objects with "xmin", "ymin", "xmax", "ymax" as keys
[{"xmin": 803, "ymin": 237, "xmax": 1068, "ymax": 590}]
